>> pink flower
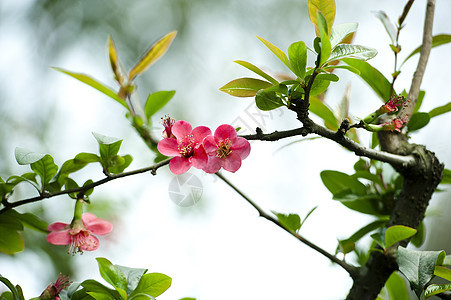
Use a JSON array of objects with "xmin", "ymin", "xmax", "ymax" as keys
[
  {"xmin": 157, "ymin": 120, "xmax": 211, "ymax": 174},
  {"xmin": 380, "ymin": 95, "xmax": 407, "ymax": 114},
  {"xmin": 202, "ymin": 124, "xmax": 251, "ymax": 173},
  {"xmin": 39, "ymin": 273, "xmax": 71, "ymax": 300},
  {"xmin": 382, "ymin": 116, "xmax": 408, "ymax": 132},
  {"xmin": 161, "ymin": 115, "xmax": 175, "ymax": 139},
  {"xmin": 47, "ymin": 213, "xmax": 113, "ymax": 254}
]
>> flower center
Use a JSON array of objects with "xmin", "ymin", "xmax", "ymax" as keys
[
  {"xmin": 216, "ymin": 138, "xmax": 232, "ymax": 158},
  {"xmin": 178, "ymin": 134, "xmax": 196, "ymax": 157},
  {"xmin": 68, "ymin": 229, "xmax": 97, "ymax": 254},
  {"xmin": 161, "ymin": 114, "xmax": 175, "ymax": 138}
]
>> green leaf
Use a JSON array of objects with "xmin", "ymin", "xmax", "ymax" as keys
[
  {"xmin": 424, "ymin": 283, "xmax": 451, "ymax": 299},
  {"xmin": 308, "ymin": 0, "xmax": 336, "ymax": 37},
  {"xmin": 373, "ymin": 11, "xmax": 397, "ymax": 44},
  {"xmin": 371, "ymin": 231, "xmax": 386, "ymax": 249},
  {"xmin": 74, "ymin": 153, "xmax": 102, "ymax": 164},
  {"xmin": 53, "ymin": 68, "xmax": 127, "ymax": 109},
  {"xmin": 324, "ymin": 65, "xmax": 360, "ymax": 75},
  {"xmin": 14, "ymin": 148, "xmax": 45, "ymax": 165},
  {"xmin": 219, "ymin": 78, "xmax": 273, "ymax": 97},
  {"xmin": 31, "ymin": 154, "xmax": 59, "ymax": 188},
  {"xmin": 92, "ymin": 132, "xmax": 123, "ymax": 164},
  {"xmin": 309, "ymin": 96, "xmax": 338, "ymax": 130},
  {"xmin": 407, "ymin": 112, "xmax": 430, "ymax": 132},
  {"xmin": 144, "ymin": 90, "xmax": 176, "ymax": 120},
  {"xmin": 0, "ymin": 276, "xmax": 20, "ymax": 300},
  {"xmin": 337, "ymin": 219, "xmax": 387, "ymax": 254},
  {"xmin": 108, "ymin": 36, "xmax": 125, "ymax": 85},
  {"xmin": 255, "ymin": 89, "xmax": 285, "ymax": 111},
  {"xmin": 108, "ymin": 155, "xmax": 133, "ymax": 174},
  {"xmin": 288, "ymin": 41, "xmax": 307, "ymax": 78},
  {"xmin": 80, "ymin": 279, "xmax": 122, "ymax": 299},
  {"xmin": 7, "ymin": 210, "xmax": 48, "ymax": 233},
  {"xmin": 337, "ymin": 194, "xmax": 387, "ymax": 216},
  {"xmin": 129, "ymin": 31, "xmax": 177, "ymax": 80},
  {"xmin": 397, "ymin": 247, "xmax": 445, "ymax": 298},
  {"xmin": 1, "ymin": 291, "xmax": 14, "ymax": 300},
  {"xmin": 96, "ymin": 258, "xmax": 128, "ymax": 292},
  {"xmin": 385, "ymin": 225, "xmax": 417, "ymax": 248},
  {"xmin": 342, "ymin": 58, "xmax": 392, "ymax": 101},
  {"xmin": 0, "ymin": 212, "xmax": 23, "ymax": 231},
  {"xmin": 330, "ymin": 23, "xmax": 358, "ymax": 49},
  {"xmin": 411, "ymin": 222, "xmax": 425, "ymax": 247},
  {"xmin": 256, "ymin": 37, "xmax": 292, "ymax": 72},
  {"xmin": 434, "ymin": 265, "xmax": 451, "ymax": 281},
  {"xmin": 402, "ymin": 34, "xmax": 451, "ymax": 66},
  {"xmin": 429, "ymin": 101, "xmax": 451, "ymax": 118},
  {"xmin": 327, "ymin": 44, "xmax": 377, "ymax": 63},
  {"xmin": 129, "ymin": 273, "xmax": 172, "ymax": 298},
  {"xmin": 301, "ymin": 205, "xmax": 318, "ymax": 227},
  {"xmin": 0, "ymin": 227, "xmax": 24, "ymax": 254},
  {"xmin": 316, "ymin": 73, "xmax": 339, "ymax": 82},
  {"xmin": 317, "ymin": 11, "xmax": 332, "ymax": 66},
  {"xmin": 320, "ymin": 170, "xmax": 366, "ymax": 197},
  {"xmin": 272, "ymin": 212, "xmax": 301, "ymax": 232},
  {"xmin": 441, "ymin": 169, "xmax": 451, "ymax": 184},
  {"xmin": 86, "ymin": 292, "xmax": 114, "ymax": 300},
  {"xmin": 384, "ymin": 271, "xmax": 410, "ymax": 300},
  {"xmin": 116, "ymin": 265, "xmax": 148, "ymax": 295},
  {"xmin": 234, "ymin": 60, "xmax": 279, "ymax": 85},
  {"xmin": 309, "ymin": 77, "xmax": 331, "ymax": 96}
]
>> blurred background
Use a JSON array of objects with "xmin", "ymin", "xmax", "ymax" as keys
[{"xmin": 0, "ymin": 0, "xmax": 450, "ymax": 299}]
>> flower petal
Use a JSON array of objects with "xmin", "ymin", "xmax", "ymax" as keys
[
  {"xmin": 84, "ymin": 216, "xmax": 113, "ymax": 235},
  {"xmin": 222, "ymin": 152, "xmax": 242, "ymax": 172},
  {"xmin": 191, "ymin": 146, "xmax": 208, "ymax": 169},
  {"xmin": 192, "ymin": 126, "xmax": 212, "ymax": 144},
  {"xmin": 202, "ymin": 136, "xmax": 217, "ymax": 154},
  {"xmin": 169, "ymin": 156, "xmax": 192, "ymax": 174},
  {"xmin": 214, "ymin": 124, "xmax": 237, "ymax": 141},
  {"xmin": 172, "ymin": 120, "xmax": 192, "ymax": 140},
  {"xmin": 47, "ymin": 222, "xmax": 69, "ymax": 231},
  {"xmin": 79, "ymin": 234, "xmax": 100, "ymax": 251},
  {"xmin": 47, "ymin": 230, "xmax": 71, "ymax": 245},
  {"xmin": 157, "ymin": 138, "xmax": 180, "ymax": 157},
  {"xmin": 231, "ymin": 137, "xmax": 251, "ymax": 159},
  {"xmin": 203, "ymin": 156, "xmax": 222, "ymax": 174}
]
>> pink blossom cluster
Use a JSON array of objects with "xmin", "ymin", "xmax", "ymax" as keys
[{"xmin": 157, "ymin": 117, "xmax": 251, "ymax": 175}]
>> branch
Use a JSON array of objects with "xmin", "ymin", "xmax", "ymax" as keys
[
  {"xmin": 0, "ymin": 158, "xmax": 171, "ymax": 213},
  {"xmin": 214, "ymin": 172, "xmax": 358, "ymax": 278},
  {"xmin": 241, "ymin": 124, "xmax": 415, "ymax": 169},
  {"xmin": 402, "ymin": 0, "xmax": 435, "ymax": 121}
]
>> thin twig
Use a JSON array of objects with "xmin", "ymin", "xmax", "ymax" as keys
[
  {"xmin": 402, "ymin": 0, "xmax": 435, "ymax": 121},
  {"xmin": 214, "ymin": 172, "xmax": 358, "ymax": 278},
  {"xmin": 240, "ymin": 125, "xmax": 415, "ymax": 169},
  {"xmin": 0, "ymin": 158, "xmax": 171, "ymax": 213}
]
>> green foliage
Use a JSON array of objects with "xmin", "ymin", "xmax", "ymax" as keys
[
  {"xmin": 341, "ymin": 58, "xmax": 392, "ymax": 101},
  {"xmin": 92, "ymin": 132, "xmax": 132, "ymax": 174},
  {"xmin": 378, "ymin": 271, "xmax": 410, "ymax": 300},
  {"xmin": 233, "ymin": 60, "xmax": 279, "ymax": 85},
  {"xmin": 273, "ymin": 213, "xmax": 301, "ymax": 232},
  {"xmin": 288, "ymin": 41, "xmax": 307, "ymax": 78},
  {"xmin": 0, "ymin": 276, "xmax": 24, "ymax": 300},
  {"xmin": 219, "ymin": 78, "xmax": 273, "ymax": 97},
  {"xmin": 402, "ymin": 34, "xmax": 451, "ymax": 66},
  {"xmin": 144, "ymin": 91, "xmax": 176, "ymax": 121},
  {"xmin": 424, "ymin": 283, "xmax": 451, "ymax": 299},
  {"xmin": 69, "ymin": 258, "xmax": 171, "ymax": 300},
  {"xmin": 378, "ymin": 225, "xmax": 417, "ymax": 249},
  {"xmin": 309, "ymin": 96, "xmax": 338, "ymax": 130},
  {"xmin": 337, "ymin": 219, "xmax": 387, "ymax": 255},
  {"xmin": 255, "ymin": 89, "xmax": 285, "ymax": 111},
  {"xmin": 329, "ymin": 23, "xmax": 358, "ymax": 49},
  {"xmin": 327, "ymin": 44, "xmax": 377, "ymax": 63},
  {"xmin": 429, "ymin": 101, "xmax": 451, "ymax": 118},
  {"xmin": 257, "ymin": 36, "xmax": 292, "ymax": 73},
  {"xmin": 316, "ymin": 12, "xmax": 332, "ymax": 66},
  {"xmin": 397, "ymin": 247, "xmax": 445, "ymax": 298},
  {"xmin": 373, "ymin": 11, "xmax": 397, "ymax": 44},
  {"xmin": 128, "ymin": 31, "xmax": 177, "ymax": 81},
  {"xmin": 14, "ymin": 148, "xmax": 45, "ymax": 165},
  {"xmin": 407, "ymin": 112, "xmax": 430, "ymax": 132},
  {"xmin": 53, "ymin": 68, "xmax": 127, "ymax": 109},
  {"xmin": 441, "ymin": 169, "xmax": 451, "ymax": 184},
  {"xmin": 308, "ymin": 0, "xmax": 336, "ymax": 37}
]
